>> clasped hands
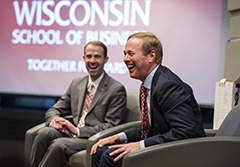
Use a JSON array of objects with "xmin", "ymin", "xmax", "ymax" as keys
[
  {"xmin": 90, "ymin": 135, "xmax": 141, "ymax": 162},
  {"xmin": 50, "ymin": 117, "xmax": 78, "ymax": 135}
]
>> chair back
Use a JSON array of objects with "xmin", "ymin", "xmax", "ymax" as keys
[
  {"xmin": 123, "ymin": 90, "xmax": 141, "ymax": 123},
  {"xmin": 216, "ymin": 104, "xmax": 240, "ymax": 136}
]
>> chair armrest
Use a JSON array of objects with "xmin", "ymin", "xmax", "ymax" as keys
[
  {"xmin": 24, "ymin": 123, "xmax": 45, "ymax": 164},
  {"xmin": 204, "ymin": 129, "xmax": 217, "ymax": 136},
  {"xmin": 122, "ymin": 136, "xmax": 240, "ymax": 167},
  {"xmin": 85, "ymin": 121, "xmax": 141, "ymax": 167}
]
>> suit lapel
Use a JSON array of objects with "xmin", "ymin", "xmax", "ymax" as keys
[
  {"xmin": 87, "ymin": 73, "xmax": 108, "ymax": 115},
  {"xmin": 150, "ymin": 65, "xmax": 163, "ymax": 131},
  {"xmin": 77, "ymin": 77, "xmax": 88, "ymax": 119}
]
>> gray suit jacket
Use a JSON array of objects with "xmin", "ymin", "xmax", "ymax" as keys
[{"xmin": 45, "ymin": 72, "xmax": 127, "ymax": 138}]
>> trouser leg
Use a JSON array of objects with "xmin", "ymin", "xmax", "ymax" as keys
[
  {"xmin": 38, "ymin": 137, "xmax": 87, "ymax": 167},
  {"xmin": 92, "ymin": 145, "xmax": 109, "ymax": 167},
  {"xmin": 92, "ymin": 145, "xmax": 122, "ymax": 167},
  {"xmin": 30, "ymin": 127, "xmax": 62, "ymax": 167}
]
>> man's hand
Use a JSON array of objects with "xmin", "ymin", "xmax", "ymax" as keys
[
  {"xmin": 50, "ymin": 117, "xmax": 65, "ymax": 132},
  {"xmin": 50, "ymin": 117, "xmax": 78, "ymax": 135},
  {"xmin": 108, "ymin": 142, "xmax": 141, "ymax": 161},
  {"xmin": 90, "ymin": 135, "xmax": 120, "ymax": 155}
]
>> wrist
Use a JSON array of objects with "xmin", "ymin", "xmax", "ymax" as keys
[
  {"xmin": 75, "ymin": 127, "xmax": 80, "ymax": 136},
  {"xmin": 111, "ymin": 135, "xmax": 121, "ymax": 143}
]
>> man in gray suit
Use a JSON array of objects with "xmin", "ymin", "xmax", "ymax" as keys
[{"xmin": 30, "ymin": 41, "xmax": 127, "ymax": 167}]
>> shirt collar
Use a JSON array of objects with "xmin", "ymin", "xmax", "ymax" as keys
[
  {"xmin": 143, "ymin": 65, "xmax": 159, "ymax": 90},
  {"xmin": 88, "ymin": 72, "xmax": 104, "ymax": 88}
]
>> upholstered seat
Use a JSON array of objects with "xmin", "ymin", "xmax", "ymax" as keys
[{"xmin": 24, "ymin": 91, "xmax": 141, "ymax": 167}]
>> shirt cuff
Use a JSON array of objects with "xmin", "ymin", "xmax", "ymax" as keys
[
  {"xmin": 117, "ymin": 132, "xmax": 127, "ymax": 144},
  {"xmin": 140, "ymin": 140, "xmax": 145, "ymax": 149},
  {"xmin": 49, "ymin": 119, "xmax": 54, "ymax": 127}
]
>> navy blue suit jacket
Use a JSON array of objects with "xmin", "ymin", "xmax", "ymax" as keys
[{"xmin": 124, "ymin": 65, "xmax": 206, "ymax": 147}]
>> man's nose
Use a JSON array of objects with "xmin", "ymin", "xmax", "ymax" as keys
[
  {"xmin": 89, "ymin": 57, "xmax": 96, "ymax": 62},
  {"xmin": 124, "ymin": 54, "xmax": 130, "ymax": 62}
]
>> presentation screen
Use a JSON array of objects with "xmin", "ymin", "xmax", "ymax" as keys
[{"xmin": 0, "ymin": 0, "xmax": 223, "ymax": 105}]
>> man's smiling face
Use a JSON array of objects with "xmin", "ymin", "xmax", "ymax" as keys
[
  {"xmin": 83, "ymin": 44, "xmax": 108, "ymax": 81},
  {"xmin": 123, "ymin": 37, "xmax": 152, "ymax": 82}
]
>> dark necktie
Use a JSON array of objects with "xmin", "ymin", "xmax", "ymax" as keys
[
  {"xmin": 140, "ymin": 83, "xmax": 150, "ymax": 139},
  {"xmin": 78, "ymin": 84, "xmax": 94, "ymax": 127}
]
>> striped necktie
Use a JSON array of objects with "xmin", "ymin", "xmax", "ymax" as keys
[{"xmin": 78, "ymin": 84, "xmax": 94, "ymax": 127}]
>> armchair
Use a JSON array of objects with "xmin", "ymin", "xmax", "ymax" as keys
[
  {"xmin": 24, "ymin": 90, "xmax": 141, "ymax": 167},
  {"xmin": 121, "ymin": 104, "xmax": 240, "ymax": 167},
  {"xmin": 122, "ymin": 136, "xmax": 240, "ymax": 167}
]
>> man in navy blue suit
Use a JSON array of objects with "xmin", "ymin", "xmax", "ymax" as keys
[{"xmin": 91, "ymin": 32, "xmax": 206, "ymax": 167}]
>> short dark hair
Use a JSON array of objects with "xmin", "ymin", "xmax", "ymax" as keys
[{"xmin": 84, "ymin": 41, "xmax": 107, "ymax": 58}]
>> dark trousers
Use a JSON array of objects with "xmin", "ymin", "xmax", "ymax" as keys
[{"xmin": 92, "ymin": 145, "xmax": 123, "ymax": 167}]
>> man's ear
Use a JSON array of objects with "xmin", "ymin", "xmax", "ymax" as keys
[
  {"xmin": 149, "ymin": 50, "xmax": 156, "ymax": 63},
  {"xmin": 104, "ymin": 56, "xmax": 109, "ymax": 63}
]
